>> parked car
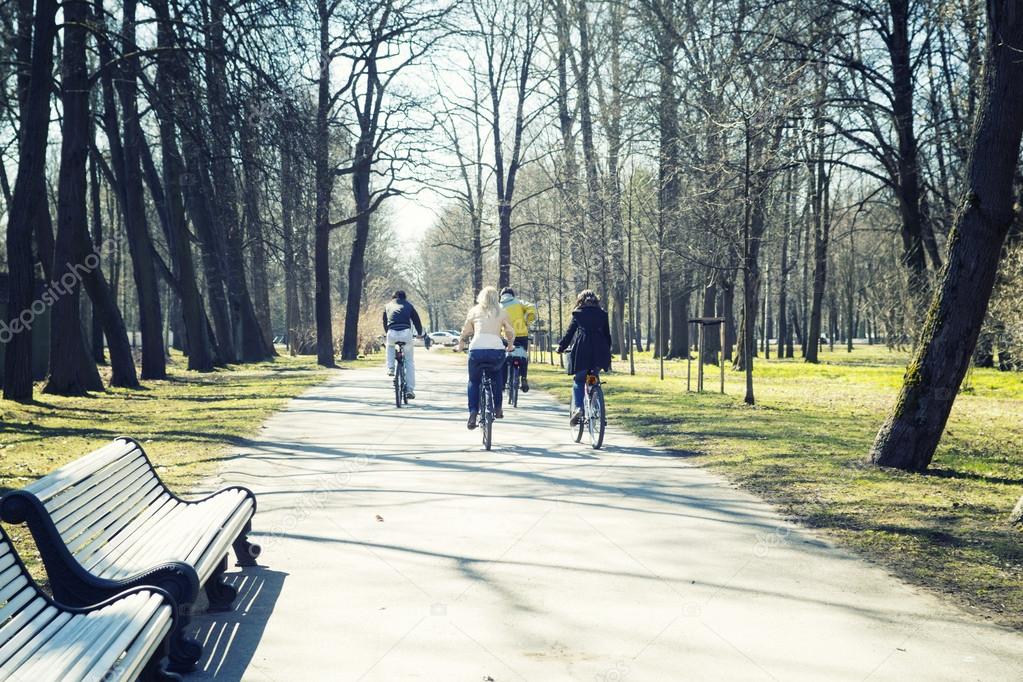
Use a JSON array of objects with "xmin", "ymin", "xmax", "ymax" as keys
[{"xmin": 428, "ymin": 331, "xmax": 459, "ymax": 347}]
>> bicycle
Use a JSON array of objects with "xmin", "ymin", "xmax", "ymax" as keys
[
  {"xmin": 505, "ymin": 346, "xmax": 527, "ymax": 408},
  {"xmin": 393, "ymin": 341, "xmax": 409, "ymax": 408},
  {"xmin": 571, "ymin": 370, "xmax": 606, "ymax": 449},
  {"xmin": 478, "ymin": 361, "xmax": 501, "ymax": 450}
]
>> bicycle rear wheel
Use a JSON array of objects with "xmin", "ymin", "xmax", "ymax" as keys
[
  {"xmin": 508, "ymin": 366, "xmax": 519, "ymax": 407},
  {"xmin": 587, "ymin": 384, "xmax": 606, "ymax": 449},
  {"xmin": 570, "ymin": 396, "xmax": 584, "ymax": 443},
  {"xmin": 394, "ymin": 359, "xmax": 403, "ymax": 408},
  {"xmin": 481, "ymin": 382, "xmax": 494, "ymax": 450}
]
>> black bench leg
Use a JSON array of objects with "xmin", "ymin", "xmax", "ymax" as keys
[
  {"xmin": 166, "ymin": 615, "xmax": 203, "ymax": 673},
  {"xmin": 142, "ymin": 630, "xmax": 185, "ymax": 681},
  {"xmin": 233, "ymin": 520, "xmax": 261, "ymax": 567},
  {"xmin": 205, "ymin": 555, "xmax": 238, "ymax": 612},
  {"xmin": 141, "ymin": 655, "xmax": 182, "ymax": 682}
]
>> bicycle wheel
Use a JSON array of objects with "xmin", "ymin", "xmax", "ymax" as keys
[
  {"xmin": 394, "ymin": 358, "xmax": 403, "ymax": 408},
  {"xmin": 402, "ymin": 364, "xmax": 409, "ymax": 405},
  {"xmin": 571, "ymin": 395, "xmax": 584, "ymax": 443},
  {"xmin": 508, "ymin": 366, "xmax": 519, "ymax": 408},
  {"xmin": 481, "ymin": 382, "xmax": 493, "ymax": 450},
  {"xmin": 587, "ymin": 384, "xmax": 606, "ymax": 450}
]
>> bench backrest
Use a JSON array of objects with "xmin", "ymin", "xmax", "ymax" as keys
[
  {"xmin": 0, "ymin": 526, "xmax": 57, "ymax": 663},
  {"xmin": 18, "ymin": 438, "xmax": 171, "ymax": 568}
]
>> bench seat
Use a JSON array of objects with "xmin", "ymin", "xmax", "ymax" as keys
[
  {"xmin": 0, "ymin": 437, "xmax": 261, "ymax": 672},
  {"xmin": 0, "ymin": 529, "xmax": 178, "ymax": 681}
]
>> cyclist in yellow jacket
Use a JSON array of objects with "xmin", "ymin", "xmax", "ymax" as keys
[{"xmin": 500, "ymin": 287, "xmax": 537, "ymax": 392}]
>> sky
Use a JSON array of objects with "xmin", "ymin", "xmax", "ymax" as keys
[{"xmin": 391, "ymin": 193, "xmax": 441, "ymax": 246}]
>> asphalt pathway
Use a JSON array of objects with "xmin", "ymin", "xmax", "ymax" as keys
[{"xmin": 186, "ymin": 350, "xmax": 1023, "ymax": 681}]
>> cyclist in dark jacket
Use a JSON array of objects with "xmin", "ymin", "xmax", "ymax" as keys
[
  {"xmin": 383, "ymin": 290, "xmax": 424, "ymax": 399},
  {"xmin": 557, "ymin": 289, "xmax": 612, "ymax": 425}
]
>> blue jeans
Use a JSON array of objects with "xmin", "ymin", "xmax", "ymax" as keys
[
  {"xmin": 572, "ymin": 370, "xmax": 590, "ymax": 408},
  {"xmin": 468, "ymin": 349, "xmax": 506, "ymax": 413}
]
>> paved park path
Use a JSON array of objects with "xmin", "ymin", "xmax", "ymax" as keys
[{"xmin": 188, "ymin": 350, "xmax": 1023, "ymax": 681}]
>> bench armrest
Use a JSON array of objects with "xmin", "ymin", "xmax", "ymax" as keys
[{"xmin": 0, "ymin": 490, "xmax": 200, "ymax": 608}]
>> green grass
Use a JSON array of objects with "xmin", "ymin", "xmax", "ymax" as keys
[
  {"xmin": 0, "ymin": 349, "xmax": 338, "ymax": 579},
  {"xmin": 531, "ymin": 345, "xmax": 1023, "ymax": 629}
]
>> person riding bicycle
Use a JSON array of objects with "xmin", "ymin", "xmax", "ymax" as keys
[
  {"xmin": 456, "ymin": 286, "xmax": 516, "ymax": 430},
  {"xmin": 383, "ymin": 290, "xmax": 424, "ymax": 400},
  {"xmin": 500, "ymin": 287, "xmax": 537, "ymax": 393},
  {"xmin": 556, "ymin": 289, "xmax": 612, "ymax": 425}
]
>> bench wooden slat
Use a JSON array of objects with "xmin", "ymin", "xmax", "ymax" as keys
[
  {"xmin": 0, "ymin": 590, "xmax": 46, "ymax": 647},
  {"xmin": 134, "ymin": 492, "xmax": 250, "ymax": 581},
  {"xmin": 81, "ymin": 490, "xmax": 178, "ymax": 576},
  {"xmin": 57, "ymin": 470, "xmax": 161, "ymax": 548},
  {"xmin": 21, "ymin": 594, "xmax": 142, "ymax": 679},
  {"xmin": 156, "ymin": 492, "xmax": 245, "ymax": 564},
  {"xmin": 73, "ymin": 486, "xmax": 171, "ymax": 565},
  {"xmin": 191, "ymin": 498, "xmax": 256, "ymax": 579},
  {"xmin": 0, "ymin": 523, "xmax": 177, "ymax": 680},
  {"xmin": 90, "ymin": 490, "xmax": 247, "ymax": 580},
  {"xmin": 22, "ymin": 440, "xmax": 135, "ymax": 500},
  {"xmin": 84, "ymin": 496, "xmax": 182, "ymax": 576},
  {"xmin": 62, "ymin": 476, "xmax": 165, "ymax": 557},
  {"xmin": 35, "ymin": 592, "xmax": 159, "ymax": 681},
  {"xmin": 51, "ymin": 455, "xmax": 152, "ymax": 526},
  {"xmin": 0, "ymin": 609, "xmax": 70, "ymax": 675},
  {"xmin": 74, "ymin": 593, "xmax": 168, "ymax": 681},
  {"xmin": 108, "ymin": 604, "xmax": 173, "ymax": 681}
]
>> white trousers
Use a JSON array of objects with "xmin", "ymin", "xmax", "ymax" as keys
[{"xmin": 385, "ymin": 328, "xmax": 415, "ymax": 391}]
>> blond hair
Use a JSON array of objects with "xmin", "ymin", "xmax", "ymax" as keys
[{"xmin": 476, "ymin": 286, "xmax": 501, "ymax": 318}]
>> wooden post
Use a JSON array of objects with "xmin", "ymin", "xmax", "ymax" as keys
[
  {"xmin": 697, "ymin": 323, "xmax": 705, "ymax": 392},
  {"xmin": 686, "ymin": 321, "xmax": 692, "ymax": 392},
  {"xmin": 720, "ymin": 321, "xmax": 726, "ymax": 394}
]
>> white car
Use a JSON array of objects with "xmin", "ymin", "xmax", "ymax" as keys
[{"xmin": 428, "ymin": 331, "xmax": 459, "ymax": 347}]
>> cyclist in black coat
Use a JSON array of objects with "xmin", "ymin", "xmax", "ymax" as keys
[{"xmin": 557, "ymin": 289, "xmax": 612, "ymax": 425}]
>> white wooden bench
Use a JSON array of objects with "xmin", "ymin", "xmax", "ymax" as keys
[
  {"xmin": 0, "ymin": 525, "xmax": 179, "ymax": 681},
  {"xmin": 0, "ymin": 437, "xmax": 261, "ymax": 672}
]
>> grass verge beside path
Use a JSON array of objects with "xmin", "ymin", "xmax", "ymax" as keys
[
  {"xmin": 530, "ymin": 346, "xmax": 1023, "ymax": 630},
  {"xmin": 0, "ymin": 350, "xmax": 347, "ymax": 577}
]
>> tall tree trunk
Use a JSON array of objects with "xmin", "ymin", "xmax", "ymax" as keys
[
  {"xmin": 313, "ymin": 0, "xmax": 336, "ymax": 366},
  {"xmin": 553, "ymin": 0, "xmax": 584, "ymax": 292},
  {"xmin": 84, "ymin": 133, "xmax": 138, "ymax": 386},
  {"xmin": 117, "ymin": 0, "xmax": 166, "ymax": 379},
  {"xmin": 4, "ymin": 0, "xmax": 57, "ymax": 401},
  {"xmin": 148, "ymin": 0, "xmax": 232, "ymax": 364},
  {"xmin": 206, "ymin": 0, "xmax": 272, "ymax": 363},
  {"xmin": 88, "ymin": 150, "xmax": 106, "ymax": 364},
  {"xmin": 280, "ymin": 119, "xmax": 301, "ymax": 355},
  {"xmin": 13, "ymin": 0, "xmax": 54, "ymax": 285},
  {"xmin": 890, "ymin": 0, "xmax": 938, "ymax": 285},
  {"xmin": 240, "ymin": 116, "xmax": 275, "ymax": 355},
  {"xmin": 871, "ymin": 1, "xmax": 1023, "ymax": 471},
  {"xmin": 653, "ymin": 0, "xmax": 679, "ymax": 365},
  {"xmin": 153, "ymin": 4, "xmax": 214, "ymax": 371},
  {"xmin": 341, "ymin": 152, "xmax": 373, "ymax": 362},
  {"xmin": 44, "ymin": 0, "xmax": 103, "ymax": 395},
  {"xmin": 805, "ymin": 91, "xmax": 830, "ymax": 364}
]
